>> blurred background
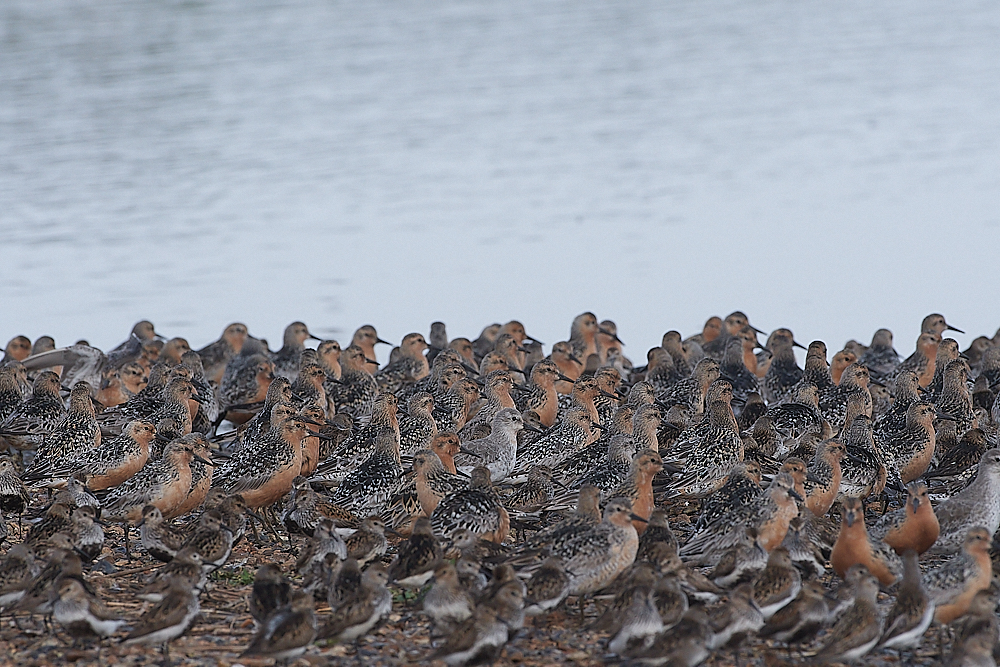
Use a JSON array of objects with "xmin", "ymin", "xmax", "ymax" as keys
[{"xmin": 1, "ymin": 0, "xmax": 998, "ymax": 355}]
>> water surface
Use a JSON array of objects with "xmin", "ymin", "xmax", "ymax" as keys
[{"xmin": 2, "ymin": 0, "xmax": 998, "ymax": 355}]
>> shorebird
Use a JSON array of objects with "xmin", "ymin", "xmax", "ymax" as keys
[
  {"xmin": 759, "ymin": 580, "xmax": 829, "ymax": 645},
  {"xmin": 819, "ymin": 362, "xmax": 873, "ymax": 433},
  {"xmin": 0, "ymin": 544, "xmax": 36, "ymax": 610},
  {"xmin": 271, "ymin": 321, "xmax": 321, "ymax": 382},
  {"xmin": 710, "ymin": 527, "xmax": 768, "ymax": 588},
  {"xmin": 658, "ymin": 357, "xmax": 721, "ymax": 416},
  {"xmin": 936, "ymin": 358, "xmax": 978, "ymax": 435},
  {"xmin": 295, "ymin": 519, "xmax": 347, "ymax": 598},
  {"xmin": 879, "ymin": 401, "xmax": 952, "ymax": 484},
  {"xmin": 182, "ymin": 509, "xmax": 233, "ymax": 571},
  {"xmin": 430, "ymin": 580, "xmax": 524, "ymax": 666},
  {"xmin": 803, "ymin": 439, "xmax": 846, "ymax": 516},
  {"xmin": 860, "ymin": 328, "xmax": 900, "ymax": 382},
  {"xmin": 454, "ymin": 408, "xmax": 524, "ymax": 482},
  {"xmin": 345, "ymin": 516, "xmax": 389, "ymax": 568},
  {"xmin": 596, "ymin": 565, "xmax": 663, "ymax": 654},
  {"xmin": 665, "ymin": 398, "xmax": 744, "ymax": 499},
  {"xmin": 830, "ymin": 497, "xmax": 902, "ymax": 586},
  {"xmin": 218, "ymin": 340, "xmax": 274, "ymax": 421},
  {"xmin": 122, "ymin": 577, "xmax": 200, "ymax": 666},
  {"xmin": 547, "ymin": 497, "xmax": 643, "ymax": 596},
  {"xmin": 241, "ymin": 589, "xmax": 317, "ymax": 661},
  {"xmin": 566, "ymin": 433, "xmax": 638, "ymax": 495},
  {"xmin": 503, "ymin": 465, "xmax": 559, "ymax": 512},
  {"xmin": 316, "ymin": 565, "xmax": 392, "ymax": 642},
  {"xmin": 607, "ymin": 449, "xmax": 663, "ymax": 532},
  {"xmin": 762, "ymin": 329, "xmax": 805, "ymax": 404},
  {"xmin": 878, "ymin": 549, "xmax": 934, "ymax": 651},
  {"xmin": 707, "ymin": 582, "xmax": 765, "ymax": 649},
  {"xmin": 317, "ymin": 391, "xmax": 399, "ymax": 481},
  {"xmin": 351, "ymin": 325, "xmax": 391, "ymax": 370},
  {"xmin": 327, "ymin": 345, "xmax": 379, "ymax": 419},
  {"xmin": 388, "ymin": 516, "xmax": 441, "ymax": 589},
  {"xmin": 68, "ymin": 505, "xmax": 104, "ymax": 562},
  {"xmin": 53, "ymin": 577, "xmax": 125, "ymax": 641},
  {"xmin": 138, "ymin": 504, "xmax": 185, "ymax": 562},
  {"xmin": 894, "ymin": 332, "xmax": 942, "ymax": 388},
  {"xmin": 512, "ymin": 409, "xmax": 596, "ymax": 475},
  {"xmin": 250, "ymin": 563, "xmax": 293, "ymax": 626},
  {"xmin": 930, "ymin": 449, "xmax": 1000, "ymax": 554},
  {"xmin": 27, "ymin": 419, "xmax": 156, "ymax": 491},
  {"xmin": 196, "ymin": 323, "xmax": 249, "ymax": 385},
  {"xmin": 398, "ymin": 391, "xmax": 438, "ymax": 454},
  {"xmin": 329, "ymin": 428, "xmax": 403, "ymax": 517},
  {"xmin": 523, "ymin": 556, "xmax": 571, "ymax": 616},
  {"xmin": 838, "ymin": 414, "xmax": 891, "ymax": 500},
  {"xmin": 751, "ymin": 547, "xmax": 802, "ymax": 620},
  {"xmin": 924, "ymin": 527, "xmax": 993, "ymax": 624},
  {"xmin": 869, "ymin": 480, "xmax": 939, "ymax": 554},
  {"xmin": 515, "ymin": 359, "xmax": 566, "ymax": 428},
  {"xmin": 424, "ymin": 561, "xmax": 475, "ymax": 636},
  {"xmin": 720, "ymin": 333, "xmax": 760, "ymax": 407},
  {"xmin": 621, "ymin": 607, "xmax": 712, "ymax": 666},
  {"xmin": 945, "ymin": 589, "xmax": 1000, "ymax": 667},
  {"xmin": 431, "ymin": 466, "xmax": 509, "ymax": 546},
  {"xmin": 102, "ymin": 440, "xmax": 206, "ymax": 524},
  {"xmin": 693, "ymin": 461, "xmax": 762, "ymax": 531},
  {"xmin": 504, "ymin": 485, "xmax": 603, "ymax": 564},
  {"xmin": 811, "ymin": 567, "xmax": 882, "ymax": 663},
  {"xmin": 213, "ymin": 416, "xmax": 314, "ymax": 510},
  {"xmin": 29, "ymin": 381, "xmax": 101, "ymax": 471},
  {"xmin": 282, "ymin": 476, "xmax": 360, "ymax": 536},
  {"xmin": 680, "ymin": 471, "xmax": 801, "ymax": 567},
  {"xmin": 0, "ymin": 456, "xmax": 30, "ymax": 528},
  {"xmin": 376, "ymin": 332, "xmax": 431, "ymax": 394},
  {"xmin": 0, "ymin": 370, "xmax": 66, "ymax": 451}
]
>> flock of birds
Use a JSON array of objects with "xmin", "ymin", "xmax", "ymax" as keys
[{"xmin": 0, "ymin": 311, "xmax": 999, "ymax": 666}]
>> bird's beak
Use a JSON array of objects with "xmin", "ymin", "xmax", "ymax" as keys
[
  {"xmin": 308, "ymin": 334, "xmax": 322, "ymax": 341},
  {"xmin": 193, "ymin": 454, "xmax": 212, "ymax": 466},
  {"xmin": 569, "ymin": 354, "xmax": 583, "ymax": 366},
  {"xmin": 629, "ymin": 513, "xmax": 648, "ymax": 523},
  {"xmin": 590, "ymin": 422, "xmax": 606, "ymax": 431},
  {"xmin": 365, "ymin": 358, "xmax": 380, "ymax": 367},
  {"xmin": 376, "ymin": 338, "xmax": 392, "ymax": 346},
  {"xmin": 845, "ymin": 512, "xmax": 855, "ymax": 527},
  {"xmin": 459, "ymin": 447, "xmax": 482, "ymax": 459},
  {"xmin": 911, "ymin": 496, "xmax": 921, "ymax": 514},
  {"xmin": 788, "ymin": 489, "xmax": 804, "ymax": 502},
  {"xmin": 556, "ymin": 373, "xmax": 574, "ymax": 383},
  {"xmin": 522, "ymin": 424, "xmax": 544, "ymax": 434},
  {"xmin": 792, "ymin": 341, "xmax": 807, "ymax": 350},
  {"xmin": 935, "ymin": 410, "xmax": 957, "ymax": 422},
  {"xmin": 525, "ymin": 336, "xmax": 544, "ymax": 345},
  {"xmin": 946, "ymin": 324, "xmax": 965, "ymax": 334},
  {"xmin": 599, "ymin": 328, "xmax": 624, "ymax": 345},
  {"xmin": 806, "ymin": 472, "xmax": 822, "ymax": 484},
  {"xmin": 749, "ymin": 325, "xmax": 765, "ymax": 335},
  {"xmin": 598, "ymin": 389, "xmax": 619, "ymax": 400}
]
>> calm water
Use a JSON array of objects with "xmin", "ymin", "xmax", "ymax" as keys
[{"xmin": 2, "ymin": 0, "xmax": 998, "ymax": 357}]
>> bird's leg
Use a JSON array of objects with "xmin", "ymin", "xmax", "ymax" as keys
[
  {"xmin": 161, "ymin": 641, "xmax": 171, "ymax": 667},
  {"xmin": 123, "ymin": 524, "xmax": 132, "ymax": 561}
]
